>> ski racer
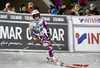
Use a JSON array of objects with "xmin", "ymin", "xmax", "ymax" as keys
[{"xmin": 28, "ymin": 9, "xmax": 63, "ymax": 66}]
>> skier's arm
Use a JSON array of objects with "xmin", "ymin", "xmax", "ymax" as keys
[
  {"xmin": 29, "ymin": 23, "xmax": 36, "ymax": 36},
  {"xmin": 43, "ymin": 20, "xmax": 52, "ymax": 40}
]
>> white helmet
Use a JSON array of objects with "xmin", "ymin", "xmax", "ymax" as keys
[
  {"xmin": 6, "ymin": 3, "xmax": 10, "ymax": 8},
  {"xmin": 31, "ymin": 9, "xmax": 40, "ymax": 21},
  {"xmin": 31, "ymin": 9, "xmax": 39, "ymax": 15}
]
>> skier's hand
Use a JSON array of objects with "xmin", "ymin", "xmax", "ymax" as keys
[{"xmin": 35, "ymin": 35, "xmax": 39, "ymax": 38}]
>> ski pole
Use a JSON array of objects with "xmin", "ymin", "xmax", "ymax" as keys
[
  {"xmin": 8, "ymin": 46, "xmax": 29, "ymax": 60},
  {"xmin": 51, "ymin": 40, "xmax": 61, "ymax": 50}
]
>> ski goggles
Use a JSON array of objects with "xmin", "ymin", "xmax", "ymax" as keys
[{"xmin": 33, "ymin": 13, "xmax": 40, "ymax": 17}]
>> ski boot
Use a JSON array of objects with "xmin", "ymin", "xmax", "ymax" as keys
[{"xmin": 47, "ymin": 57, "xmax": 64, "ymax": 66}]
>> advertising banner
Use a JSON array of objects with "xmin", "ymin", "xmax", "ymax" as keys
[
  {"xmin": 74, "ymin": 27, "xmax": 100, "ymax": 51},
  {"xmin": 0, "ymin": 12, "xmax": 68, "ymax": 51},
  {"xmin": 72, "ymin": 16, "xmax": 100, "ymax": 26},
  {"xmin": 72, "ymin": 16, "xmax": 100, "ymax": 52}
]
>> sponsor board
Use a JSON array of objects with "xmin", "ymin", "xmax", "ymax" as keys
[
  {"xmin": 72, "ymin": 16, "xmax": 100, "ymax": 25},
  {"xmin": 0, "ymin": 12, "xmax": 68, "ymax": 50},
  {"xmin": 74, "ymin": 27, "xmax": 100, "ymax": 52}
]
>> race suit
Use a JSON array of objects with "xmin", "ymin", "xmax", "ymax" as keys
[{"xmin": 29, "ymin": 18, "xmax": 53, "ymax": 57}]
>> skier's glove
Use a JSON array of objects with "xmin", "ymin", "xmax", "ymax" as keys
[
  {"xmin": 35, "ymin": 35, "xmax": 43, "ymax": 41},
  {"xmin": 34, "ymin": 35, "xmax": 40, "ymax": 41},
  {"xmin": 47, "ymin": 30, "xmax": 52, "ymax": 40}
]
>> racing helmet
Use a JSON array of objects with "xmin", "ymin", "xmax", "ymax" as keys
[{"xmin": 31, "ymin": 9, "xmax": 40, "ymax": 19}]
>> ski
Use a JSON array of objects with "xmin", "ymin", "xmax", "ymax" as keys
[{"xmin": 66, "ymin": 63, "xmax": 89, "ymax": 68}]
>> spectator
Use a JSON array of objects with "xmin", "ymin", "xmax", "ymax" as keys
[
  {"xmin": 68, "ymin": 6, "xmax": 75, "ymax": 15},
  {"xmin": 19, "ymin": 4, "xmax": 29, "ymax": 13},
  {"xmin": 4, "ymin": 3, "xmax": 16, "ymax": 13},
  {"xmin": 78, "ymin": 8, "xmax": 84, "ymax": 16},
  {"xmin": 27, "ymin": 2, "xmax": 34, "ymax": 13},
  {"xmin": 85, "ymin": 8, "xmax": 93, "ymax": 16},
  {"xmin": 57, "ymin": 4, "xmax": 67, "ymax": 15},
  {"xmin": 90, "ymin": 4, "xmax": 99, "ymax": 15},
  {"xmin": 3, "ymin": 3, "xmax": 10, "ymax": 12},
  {"xmin": 10, "ymin": 6, "xmax": 16, "ymax": 13},
  {"xmin": 72, "ymin": 4, "xmax": 80, "ymax": 15},
  {"xmin": 48, "ymin": 5, "xmax": 55, "ymax": 13},
  {"xmin": 50, "ymin": 5, "xmax": 59, "ymax": 14}
]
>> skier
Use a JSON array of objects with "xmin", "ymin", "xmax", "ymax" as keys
[{"xmin": 28, "ymin": 9, "xmax": 63, "ymax": 66}]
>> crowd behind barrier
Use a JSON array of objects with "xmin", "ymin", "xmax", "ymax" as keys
[{"xmin": 1, "ymin": 0, "xmax": 100, "ymax": 16}]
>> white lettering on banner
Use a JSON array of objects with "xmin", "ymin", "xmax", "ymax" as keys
[
  {"xmin": 8, "ymin": 42, "xmax": 23, "ymax": 46},
  {"xmin": 0, "ymin": 26, "xmax": 22, "ymax": 40},
  {"xmin": 27, "ymin": 42, "xmax": 34, "ymax": 46},
  {"xmin": 79, "ymin": 18, "xmax": 100, "ymax": 23},
  {"xmin": 26, "ymin": 28, "xmax": 64, "ymax": 41},
  {"xmin": 53, "ymin": 17, "xmax": 64, "ymax": 22},
  {"xmin": 24, "ymin": 16, "xmax": 33, "ymax": 20},
  {"xmin": 42, "ymin": 17, "xmax": 50, "ymax": 21},
  {"xmin": 0, "ymin": 41, "xmax": 8, "ymax": 46},
  {"xmin": 26, "ymin": 28, "xmax": 32, "ymax": 40},
  {"xmin": 0, "ymin": 15, "xmax": 7, "ymax": 19},
  {"xmin": 49, "ymin": 28, "xmax": 64, "ymax": 41},
  {"xmin": 10, "ymin": 15, "xmax": 22, "ymax": 20},
  {"xmin": 0, "ymin": 41, "xmax": 23, "ymax": 46}
]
